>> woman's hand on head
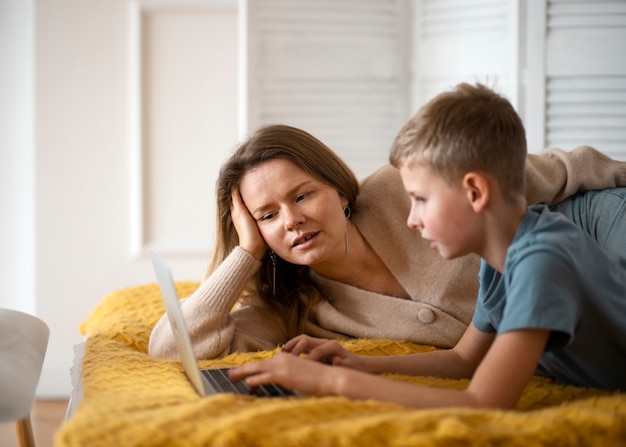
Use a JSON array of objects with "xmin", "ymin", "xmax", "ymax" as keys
[
  {"xmin": 231, "ymin": 187, "xmax": 267, "ymax": 260},
  {"xmin": 281, "ymin": 335, "xmax": 366, "ymax": 371}
]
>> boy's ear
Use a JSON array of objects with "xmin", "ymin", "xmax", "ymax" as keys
[{"xmin": 462, "ymin": 172, "xmax": 489, "ymax": 212}]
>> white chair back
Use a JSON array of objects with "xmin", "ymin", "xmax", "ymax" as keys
[{"xmin": 0, "ymin": 309, "xmax": 50, "ymax": 421}]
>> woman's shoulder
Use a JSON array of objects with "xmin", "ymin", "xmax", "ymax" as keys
[
  {"xmin": 359, "ymin": 164, "xmax": 402, "ymax": 191},
  {"xmin": 352, "ymin": 164, "xmax": 415, "ymax": 256},
  {"xmin": 355, "ymin": 164, "xmax": 407, "ymax": 212}
]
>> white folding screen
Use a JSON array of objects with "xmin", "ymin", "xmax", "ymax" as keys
[
  {"xmin": 412, "ymin": 0, "xmax": 626, "ymax": 158},
  {"xmin": 411, "ymin": 0, "xmax": 521, "ymax": 112},
  {"xmin": 126, "ymin": 0, "xmax": 626, "ymax": 260},
  {"xmin": 542, "ymin": 0, "xmax": 626, "ymax": 160},
  {"xmin": 243, "ymin": 0, "xmax": 411, "ymax": 179}
]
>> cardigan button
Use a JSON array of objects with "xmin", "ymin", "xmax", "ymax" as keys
[{"xmin": 418, "ymin": 309, "xmax": 435, "ymax": 324}]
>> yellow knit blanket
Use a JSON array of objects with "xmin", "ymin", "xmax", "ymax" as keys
[{"xmin": 56, "ymin": 283, "xmax": 626, "ymax": 446}]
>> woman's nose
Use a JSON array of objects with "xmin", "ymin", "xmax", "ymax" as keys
[{"xmin": 283, "ymin": 206, "xmax": 304, "ymax": 230}]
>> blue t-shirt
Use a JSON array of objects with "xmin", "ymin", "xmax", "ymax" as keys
[{"xmin": 473, "ymin": 204, "xmax": 626, "ymax": 390}]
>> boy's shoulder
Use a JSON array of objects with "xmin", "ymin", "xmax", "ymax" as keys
[
  {"xmin": 521, "ymin": 204, "xmax": 578, "ymax": 234},
  {"xmin": 508, "ymin": 205, "xmax": 585, "ymax": 258}
]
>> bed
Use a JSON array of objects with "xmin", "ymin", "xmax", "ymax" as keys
[{"xmin": 56, "ymin": 282, "xmax": 626, "ymax": 446}]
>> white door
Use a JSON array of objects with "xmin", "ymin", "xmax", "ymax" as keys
[{"xmin": 31, "ymin": 0, "xmax": 240, "ymax": 397}]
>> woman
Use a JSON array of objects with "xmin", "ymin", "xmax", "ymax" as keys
[{"xmin": 149, "ymin": 124, "xmax": 626, "ymax": 360}]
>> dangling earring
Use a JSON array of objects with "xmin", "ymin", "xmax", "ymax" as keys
[
  {"xmin": 343, "ymin": 204, "xmax": 351, "ymax": 254},
  {"xmin": 269, "ymin": 250, "xmax": 277, "ymax": 295}
]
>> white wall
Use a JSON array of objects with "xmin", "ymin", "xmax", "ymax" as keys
[
  {"xmin": 0, "ymin": 0, "xmax": 36, "ymax": 315},
  {"xmin": 34, "ymin": 0, "xmax": 132, "ymax": 397}
]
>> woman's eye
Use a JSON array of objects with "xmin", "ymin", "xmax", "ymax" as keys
[
  {"xmin": 295, "ymin": 192, "xmax": 310, "ymax": 203},
  {"xmin": 259, "ymin": 212, "xmax": 276, "ymax": 222}
]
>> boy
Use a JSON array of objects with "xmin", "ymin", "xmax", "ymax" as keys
[{"xmin": 229, "ymin": 83, "xmax": 626, "ymax": 409}]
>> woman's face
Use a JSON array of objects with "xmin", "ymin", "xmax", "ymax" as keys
[{"xmin": 239, "ymin": 158, "xmax": 347, "ymax": 268}]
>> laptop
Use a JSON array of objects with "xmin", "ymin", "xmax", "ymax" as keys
[{"xmin": 149, "ymin": 251, "xmax": 297, "ymax": 398}]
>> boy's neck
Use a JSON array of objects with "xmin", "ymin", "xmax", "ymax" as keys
[{"xmin": 478, "ymin": 196, "xmax": 526, "ymax": 272}]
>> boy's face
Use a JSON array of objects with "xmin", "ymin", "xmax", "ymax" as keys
[{"xmin": 399, "ymin": 162, "xmax": 479, "ymax": 260}]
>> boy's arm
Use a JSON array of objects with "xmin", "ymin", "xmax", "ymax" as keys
[
  {"xmin": 331, "ymin": 328, "xmax": 549, "ymax": 409},
  {"xmin": 462, "ymin": 329, "xmax": 550, "ymax": 408},
  {"xmin": 230, "ymin": 326, "xmax": 549, "ymax": 410},
  {"xmin": 355, "ymin": 323, "xmax": 495, "ymax": 379},
  {"xmin": 281, "ymin": 325, "xmax": 494, "ymax": 379},
  {"xmin": 525, "ymin": 146, "xmax": 626, "ymax": 205}
]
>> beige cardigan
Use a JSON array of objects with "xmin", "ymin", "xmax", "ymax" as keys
[{"xmin": 149, "ymin": 146, "xmax": 626, "ymax": 359}]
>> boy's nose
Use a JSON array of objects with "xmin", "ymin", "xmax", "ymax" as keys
[{"xmin": 406, "ymin": 209, "xmax": 422, "ymax": 230}]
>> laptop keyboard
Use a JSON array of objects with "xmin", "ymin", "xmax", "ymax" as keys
[{"xmin": 200, "ymin": 368, "xmax": 296, "ymax": 397}]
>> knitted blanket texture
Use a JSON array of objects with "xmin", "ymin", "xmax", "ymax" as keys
[{"xmin": 55, "ymin": 283, "xmax": 626, "ymax": 446}]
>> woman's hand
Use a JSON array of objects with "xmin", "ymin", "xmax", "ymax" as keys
[
  {"xmin": 231, "ymin": 187, "xmax": 267, "ymax": 260},
  {"xmin": 281, "ymin": 335, "xmax": 367, "ymax": 371},
  {"xmin": 228, "ymin": 353, "xmax": 343, "ymax": 396}
]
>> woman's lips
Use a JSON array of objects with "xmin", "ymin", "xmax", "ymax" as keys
[{"xmin": 292, "ymin": 232, "xmax": 319, "ymax": 248}]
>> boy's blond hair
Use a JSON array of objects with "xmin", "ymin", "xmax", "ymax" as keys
[{"xmin": 390, "ymin": 83, "xmax": 527, "ymax": 203}]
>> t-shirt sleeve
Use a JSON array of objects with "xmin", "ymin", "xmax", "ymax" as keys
[{"xmin": 500, "ymin": 245, "xmax": 582, "ymax": 350}]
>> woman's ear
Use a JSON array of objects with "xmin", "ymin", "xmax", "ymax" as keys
[{"xmin": 462, "ymin": 172, "xmax": 490, "ymax": 212}]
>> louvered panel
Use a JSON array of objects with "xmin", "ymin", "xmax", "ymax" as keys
[
  {"xmin": 545, "ymin": 76, "xmax": 626, "ymax": 159},
  {"xmin": 258, "ymin": 37, "xmax": 397, "ymax": 80},
  {"xmin": 259, "ymin": 82, "xmax": 398, "ymax": 126},
  {"xmin": 544, "ymin": 0, "xmax": 626, "ymax": 160},
  {"xmin": 257, "ymin": 0, "xmax": 400, "ymax": 37},
  {"xmin": 413, "ymin": 0, "xmax": 515, "ymax": 110},
  {"xmin": 548, "ymin": 0, "xmax": 626, "ymax": 28},
  {"xmin": 248, "ymin": 0, "xmax": 409, "ymax": 179},
  {"xmin": 419, "ymin": 0, "xmax": 508, "ymax": 36},
  {"xmin": 258, "ymin": 80, "xmax": 398, "ymax": 176},
  {"xmin": 417, "ymin": 75, "xmax": 513, "ymax": 105},
  {"xmin": 546, "ymin": 32, "xmax": 626, "ymax": 76}
]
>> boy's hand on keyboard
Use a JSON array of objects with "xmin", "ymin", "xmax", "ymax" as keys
[
  {"xmin": 281, "ymin": 335, "xmax": 366, "ymax": 371},
  {"xmin": 228, "ymin": 353, "xmax": 343, "ymax": 397}
]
